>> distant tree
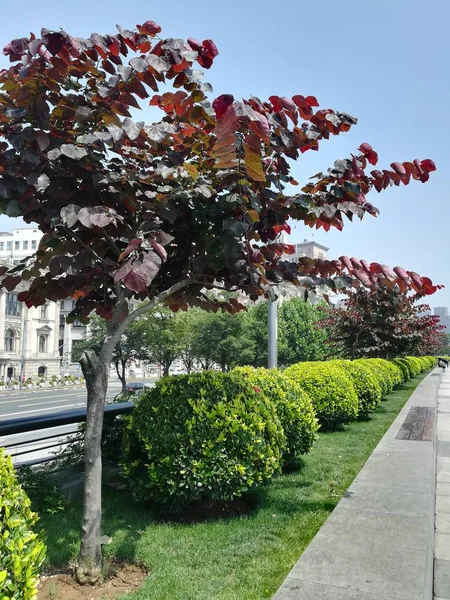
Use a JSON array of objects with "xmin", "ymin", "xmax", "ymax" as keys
[
  {"xmin": 245, "ymin": 298, "xmax": 330, "ymax": 367},
  {"xmin": 323, "ymin": 288, "xmax": 445, "ymax": 359},
  {"xmin": 141, "ymin": 306, "xmax": 186, "ymax": 376},
  {"xmin": 72, "ymin": 315, "xmax": 149, "ymax": 392},
  {"xmin": 191, "ymin": 311, "xmax": 255, "ymax": 371},
  {"xmin": 278, "ymin": 298, "xmax": 330, "ymax": 365}
]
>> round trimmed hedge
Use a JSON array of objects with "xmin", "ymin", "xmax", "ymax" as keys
[
  {"xmin": 121, "ymin": 371, "xmax": 285, "ymax": 510},
  {"xmin": 234, "ymin": 366, "xmax": 318, "ymax": 464},
  {"xmin": 405, "ymin": 357, "xmax": 421, "ymax": 377},
  {"xmin": 284, "ymin": 362, "xmax": 359, "ymax": 429},
  {"xmin": 0, "ymin": 448, "xmax": 46, "ymax": 600},
  {"xmin": 356, "ymin": 359, "xmax": 391, "ymax": 397},
  {"xmin": 391, "ymin": 358, "xmax": 412, "ymax": 381},
  {"xmin": 331, "ymin": 360, "xmax": 382, "ymax": 418}
]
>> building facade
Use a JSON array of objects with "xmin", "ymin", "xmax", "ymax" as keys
[
  {"xmin": 434, "ymin": 307, "xmax": 450, "ymax": 333},
  {"xmin": 0, "ymin": 286, "xmax": 60, "ymax": 381},
  {"xmin": 0, "ymin": 228, "xmax": 88, "ymax": 379},
  {"xmin": 284, "ymin": 239, "xmax": 329, "ymax": 262}
]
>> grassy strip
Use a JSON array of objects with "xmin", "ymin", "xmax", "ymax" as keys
[{"xmin": 39, "ymin": 371, "xmax": 431, "ymax": 600}]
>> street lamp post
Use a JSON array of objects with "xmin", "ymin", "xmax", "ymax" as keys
[
  {"xmin": 19, "ymin": 318, "xmax": 28, "ymax": 389},
  {"xmin": 268, "ymin": 298, "xmax": 278, "ymax": 369}
]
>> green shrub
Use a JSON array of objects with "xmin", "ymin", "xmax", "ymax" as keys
[
  {"xmin": 284, "ymin": 362, "xmax": 359, "ymax": 429},
  {"xmin": 380, "ymin": 360, "xmax": 403, "ymax": 387},
  {"xmin": 121, "ymin": 371, "xmax": 284, "ymax": 510},
  {"xmin": 390, "ymin": 359, "xmax": 410, "ymax": 382},
  {"xmin": 0, "ymin": 448, "xmax": 46, "ymax": 600},
  {"xmin": 331, "ymin": 360, "xmax": 382, "ymax": 418},
  {"xmin": 405, "ymin": 356, "xmax": 421, "ymax": 377},
  {"xmin": 234, "ymin": 366, "xmax": 318, "ymax": 464},
  {"xmin": 395, "ymin": 358, "xmax": 414, "ymax": 379},
  {"xmin": 356, "ymin": 359, "xmax": 391, "ymax": 397}
]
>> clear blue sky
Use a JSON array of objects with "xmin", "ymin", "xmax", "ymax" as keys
[{"xmin": 1, "ymin": 0, "xmax": 449, "ymax": 307}]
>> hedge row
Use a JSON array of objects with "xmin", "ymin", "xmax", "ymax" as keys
[
  {"xmin": 121, "ymin": 356, "xmax": 435, "ymax": 511},
  {"xmin": 0, "ymin": 448, "xmax": 46, "ymax": 600}
]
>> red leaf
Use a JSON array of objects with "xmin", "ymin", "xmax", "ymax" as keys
[
  {"xmin": 118, "ymin": 238, "xmax": 142, "ymax": 263},
  {"xmin": 151, "ymin": 240, "xmax": 167, "ymax": 261},
  {"xmin": 305, "ymin": 95, "xmax": 319, "ymax": 107},
  {"xmin": 391, "ymin": 162, "xmax": 407, "ymax": 177},
  {"xmin": 212, "ymin": 94, "xmax": 234, "ymax": 119},
  {"xmin": 2, "ymin": 275, "xmax": 21, "ymax": 291},
  {"xmin": 358, "ymin": 142, "xmax": 378, "ymax": 166},
  {"xmin": 138, "ymin": 21, "xmax": 161, "ymax": 36},
  {"xmin": 123, "ymin": 262, "xmax": 152, "ymax": 292},
  {"xmin": 202, "ymin": 39, "xmax": 218, "ymax": 59},
  {"xmin": 421, "ymin": 159, "xmax": 436, "ymax": 172},
  {"xmin": 187, "ymin": 38, "xmax": 202, "ymax": 51},
  {"xmin": 339, "ymin": 256, "xmax": 354, "ymax": 271}
]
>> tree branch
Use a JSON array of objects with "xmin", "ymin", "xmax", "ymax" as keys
[
  {"xmin": 58, "ymin": 226, "xmax": 103, "ymax": 263},
  {"xmin": 101, "ymin": 228, "xmax": 121, "ymax": 258}
]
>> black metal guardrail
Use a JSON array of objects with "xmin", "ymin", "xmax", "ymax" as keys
[{"xmin": 0, "ymin": 401, "xmax": 134, "ymax": 467}]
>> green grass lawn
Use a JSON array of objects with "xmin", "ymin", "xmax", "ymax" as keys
[{"xmin": 38, "ymin": 372, "xmax": 429, "ymax": 600}]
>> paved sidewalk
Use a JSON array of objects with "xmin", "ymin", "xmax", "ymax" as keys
[
  {"xmin": 273, "ymin": 370, "xmax": 441, "ymax": 600},
  {"xmin": 434, "ymin": 368, "xmax": 450, "ymax": 599}
]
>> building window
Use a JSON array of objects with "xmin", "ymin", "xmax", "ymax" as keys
[
  {"xmin": 73, "ymin": 320, "xmax": 83, "ymax": 328},
  {"xmin": 59, "ymin": 314, "xmax": 66, "ymax": 328},
  {"xmin": 72, "ymin": 300, "xmax": 76, "ymax": 309},
  {"xmin": 6, "ymin": 293, "xmax": 20, "ymax": 317},
  {"xmin": 14, "ymin": 241, "xmax": 19, "ymax": 250},
  {"xmin": 23, "ymin": 240, "xmax": 28, "ymax": 250},
  {"xmin": 40, "ymin": 304, "xmax": 48, "ymax": 319},
  {"xmin": 5, "ymin": 329, "xmax": 15, "ymax": 352},
  {"xmin": 38, "ymin": 366, "xmax": 47, "ymax": 378},
  {"xmin": 32, "ymin": 240, "xmax": 37, "ymax": 250},
  {"xmin": 0, "ymin": 242, "xmax": 4, "ymax": 251},
  {"xmin": 60, "ymin": 300, "xmax": 65, "ymax": 310},
  {"xmin": 6, "ymin": 241, "xmax": 12, "ymax": 251},
  {"xmin": 38, "ymin": 335, "xmax": 47, "ymax": 353}
]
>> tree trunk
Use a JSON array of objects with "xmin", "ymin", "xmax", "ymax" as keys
[
  {"xmin": 163, "ymin": 362, "xmax": 170, "ymax": 377},
  {"xmin": 114, "ymin": 360, "xmax": 126, "ymax": 394},
  {"xmin": 75, "ymin": 350, "xmax": 108, "ymax": 584},
  {"xmin": 121, "ymin": 359, "xmax": 127, "ymax": 393}
]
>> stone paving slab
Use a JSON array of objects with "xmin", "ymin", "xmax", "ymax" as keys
[
  {"xmin": 435, "ymin": 370, "xmax": 450, "ymax": 600},
  {"xmin": 273, "ymin": 371, "xmax": 440, "ymax": 600}
]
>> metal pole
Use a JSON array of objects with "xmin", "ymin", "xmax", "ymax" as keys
[
  {"xmin": 19, "ymin": 318, "xmax": 28, "ymax": 389},
  {"xmin": 268, "ymin": 298, "xmax": 278, "ymax": 369}
]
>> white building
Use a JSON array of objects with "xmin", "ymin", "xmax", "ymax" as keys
[
  {"xmin": 283, "ymin": 238, "xmax": 329, "ymax": 263},
  {"xmin": 435, "ymin": 307, "xmax": 450, "ymax": 333},
  {"xmin": 0, "ymin": 285, "xmax": 60, "ymax": 381},
  {"xmin": 0, "ymin": 227, "xmax": 88, "ymax": 377},
  {"xmin": 0, "ymin": 227, "xmax": 42, "ymax": 265}
]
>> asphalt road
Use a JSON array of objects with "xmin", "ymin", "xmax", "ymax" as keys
[{"xmin": 0, "ymin": 381, "xmax": 126, "ymax": 465}]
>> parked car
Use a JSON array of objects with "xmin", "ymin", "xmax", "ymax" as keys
[{"xmin": 125, "ymin": 382, "xmax": 151, "ymax": 394}]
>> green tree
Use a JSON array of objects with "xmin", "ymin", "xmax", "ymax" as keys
[
  {"xmin": 279, "ymin": 299, "xmax": 330, "ymax": 365},
  {"xmin": 191, "ymin": 311, "xmax": 255, "ymax": 371},
  {"xmin": 141, "ymin": 307, "xmax": 185, "ymax": 376}
]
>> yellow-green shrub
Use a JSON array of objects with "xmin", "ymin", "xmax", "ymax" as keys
[
  {"xmin": 284, "ymin": 362, "xmax": 359, "ymax": 429},
  {"xmin": 331, "ymin": 360, "xmax": 382, "ymax": 417},
  {"xmin": 234, "ymin": 366, "xmax": 318, "ymax": 464},
  {"xmin": 0, "ymin": 448, "xmax": 46, "ymax": 600},
  {"xmin": 121, "ymin": 371, "xmax": 285, "ymax": 510},
  {"xmin": 391, "ymin": 358, "xmax": 412, "ymax": 380},
  {"xmin": 405, "ymin": 356, "xmax": 421, "ymax": 376},
  {"xmin": 356, "ymin": 359, "xmax": 391, "ymax": 397}
]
